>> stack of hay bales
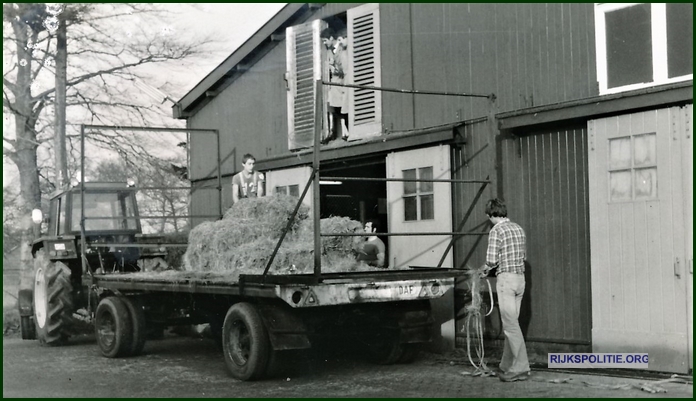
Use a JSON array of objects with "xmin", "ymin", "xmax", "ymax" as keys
[{"xmin": 183, "ymin": 195, "xmax": 377, "ymax": 281}]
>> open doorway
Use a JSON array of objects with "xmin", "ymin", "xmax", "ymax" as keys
[{"xmin": 320, "ymin": 156, "xmax": 387, "ymax": 258}]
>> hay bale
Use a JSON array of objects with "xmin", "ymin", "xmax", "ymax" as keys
[{"xmin": 182, "ymin": 196, "xmax": 378, "ymax": 278}]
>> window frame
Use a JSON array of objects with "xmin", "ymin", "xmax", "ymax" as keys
[
  {"xmin": 595, "ymin": 3, "xmax": 693, "ymax": 95},
  {"xmin": 607, "ymin": 132, "xmax": 658, "ymax": 202},
  {"xmin": 402, "ymin": 166, "xmax": 435, "ymax": 222}
]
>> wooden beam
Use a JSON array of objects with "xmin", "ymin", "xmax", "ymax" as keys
[
  {"xmin": 497, "ymin": 82, "xmax": 693, "ymax": 130},
  {"xmin": 255, "ymin": 127, "xmax": 456, "ymax": 172}
]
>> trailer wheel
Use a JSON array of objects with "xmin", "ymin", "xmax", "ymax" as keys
[
  {"xmin": 95, "ymin": 297, "xmax": 133, "ymax": 358},
  {"xmin": 364, "ymin": 332, "xmax": 412, "ymax": 365},
  {"xmin": 20, "ymin": 316, "xmax": 37, "ymax": 340},
  {"xmin": 33, "ymin": 261, "xmax": 74, "ymax": 345},
  {"xmin": 222, "ymin": 303, "xmax": 270, "ymax": 381},
  {"xmin": 121, "ymin": 297, "xmax": 147, "ymax": 356},
  {"xmin": 396, "ymin": 343, "xmax": 421, "ymax": 364}
]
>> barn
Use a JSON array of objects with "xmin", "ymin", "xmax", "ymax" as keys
[{"xmin": 173, "ymin": 3, "xmax": 692, "ymax": 373}]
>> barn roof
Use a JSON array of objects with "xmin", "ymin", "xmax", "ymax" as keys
[{"xmin": 172, "ymin": 3, "xmax": 315, "ymax": 119}]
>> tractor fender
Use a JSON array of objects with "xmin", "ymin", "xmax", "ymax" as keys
[{"xmin": 31, "ymin": 240, "xmax": 45, "ymax": 258}]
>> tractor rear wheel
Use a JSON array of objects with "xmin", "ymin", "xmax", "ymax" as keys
[
  {"xmin": 222, "ymin": 303, "xmax": 271, "ymax": 381},
  {"xmin": 33, "ymin": 261, "xmax": 75, "ymax": 345}
]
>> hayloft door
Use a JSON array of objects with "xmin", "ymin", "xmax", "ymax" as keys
[
  {"xmin": 386, "ymin": 145, "xmax": 453, "ymax": 269},
  {"xmin": 588, "ymin": 105, "xmax": 692, "ymax": 373},
  {"xmin": 286, "ymin": 19, "xmax": 327, "ymax": 150},
  {"xmin": 346, "ymin": 3, "xmax": 382, "ymax": 140}
]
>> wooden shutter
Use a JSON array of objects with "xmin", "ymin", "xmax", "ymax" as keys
[
  {"xmin": 286, "ymin": 20, "xmax": 326, "ymax": 150},
  {"xmin": 347, "ymin": 3, "xmax": 382, "ymax": 140}
]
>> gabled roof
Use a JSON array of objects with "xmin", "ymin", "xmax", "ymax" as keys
[{"xmin": 172, "ymin": 3, "xmax": 317, "ymax": 119}]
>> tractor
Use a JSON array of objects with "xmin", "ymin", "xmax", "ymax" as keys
[{"xmin": 17, "ymin": 181, "xmax": 165, "ymax": 344}]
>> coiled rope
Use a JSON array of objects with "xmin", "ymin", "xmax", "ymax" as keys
[{"xmin": 459, "ymin": 264, "xmax": 495, "ymax": 377}]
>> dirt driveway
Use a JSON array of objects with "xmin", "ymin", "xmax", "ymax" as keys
[{"xmin": 3, "ymin": 334, "xmax": 692, "ymax": 398}]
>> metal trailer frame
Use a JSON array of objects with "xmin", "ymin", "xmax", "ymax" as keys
[{"xmin": 258, "ymin": 79, "xmax": 493, "ymax": 284}]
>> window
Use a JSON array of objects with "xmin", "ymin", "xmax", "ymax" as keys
[
  {"xmin": 595, "ymin": 3, "xmax": 693, "ymax": 95},
  {"xmin": 608, "ymin": 133, "xmax": 657, "ymax": 202},
  {"xmin": 274, "ymin": 185, "xmax": 300, "ymax": 197},
  {"xmin": 71, "ymin": 192, "xmax": 138, "ymax": 231},
  {"xmin": 403, "ymin": 166, "xmax": 434, "ymax": 221}
]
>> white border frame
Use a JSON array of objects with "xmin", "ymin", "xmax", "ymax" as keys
[{"xmin": 594, "ymin": 3, "xmax": 693, "ymax": 95}]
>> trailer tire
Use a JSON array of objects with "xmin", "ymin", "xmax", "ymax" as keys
[
  {"xmin": 20, "ymin": 316, "xmax": 37, "ymax": 340},
  {"xmin": 121, "ymin": 297, "xmax": 147, "ymax": 356},
  {"xmin": 222, "ymin": 303, "xmax": 270, "ymax": 381},
  {"xmin": 95, "ymin": 297, "xmax": 133, "ymax": 358},
  {"xmin": 364, "ymin": 332, "xmax": 411, "ymax": 365},
  {"xmin": 33, "ymin": 261, "xmax": 74, "ymax": 345},
  {"xmin": 396, "ymin": 343, "xmax": 420, "ymax": 364}
]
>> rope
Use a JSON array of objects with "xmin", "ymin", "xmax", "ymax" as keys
[{"xmin": 459, "ymin": 264, "xmax": 495, "ymax": 378}]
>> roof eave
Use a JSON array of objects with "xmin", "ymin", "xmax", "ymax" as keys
[{"xmin": 172, "ymin": 3, "xmax": 310, "ymax": 119}]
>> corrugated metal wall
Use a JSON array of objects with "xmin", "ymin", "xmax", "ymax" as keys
[
  {"xmin": 380, "ymin": 3, "xmax": 597, "ymax": 131},
  {"xmin": 503, "ymin": 125, "xmax": 591, "ymax": 343},
  {"xmin": 452, "ymin": 121, "xmax": 592, "ymax": 343}
]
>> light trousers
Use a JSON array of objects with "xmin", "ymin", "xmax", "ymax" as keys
[{"xmin": 496, "ymin": 272, "xmax": 530, "ymax": 374}]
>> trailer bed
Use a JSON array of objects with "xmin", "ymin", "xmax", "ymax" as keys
[{"xmin": 91, "ymin": 268, "xmax": 468, "ymax": 307}]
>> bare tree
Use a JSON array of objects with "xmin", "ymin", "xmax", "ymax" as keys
[{"xmin": 2, "ymin": 3, "xmax": 212, "ymax": 290}]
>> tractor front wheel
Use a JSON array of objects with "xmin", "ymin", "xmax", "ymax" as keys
[{"xmin": 20, "ymin": 316, "xmax": 37, "ymax": 340}]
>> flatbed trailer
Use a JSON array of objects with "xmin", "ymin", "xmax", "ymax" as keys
[{"xmin": 89, "ymin": 268, "xmax": 467, "ymax": 380}]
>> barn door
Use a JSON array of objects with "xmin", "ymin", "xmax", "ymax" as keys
[
  {"xmin": 286, "ymin": 19, "xmax": 326, "ymax": 150},
  {"xmin": 347, "ymin": 3, "xmax": 382, "ymax": 140},
  {"xmin": 588, "ymin": 106, "xmax": 691, "ymax": 373},
  {"xmin": 386, "ymin": 145, "xmax": 452, "ymax": 269}
]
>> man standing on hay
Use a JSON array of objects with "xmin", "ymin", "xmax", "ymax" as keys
[
  {"xmin": 232, "ymin": 153, "xmax": 265, "ymax": 204},
  {"xmin": 482, "ymin": 198, "xmax": 530, "ymax": 382},
  {"xmin": 355, "ymin": 219, "xmax": 386, "ymax": 268}
]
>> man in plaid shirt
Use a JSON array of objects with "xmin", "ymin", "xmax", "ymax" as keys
[{"xmin": 483, "ymin": 198, "xmax": 530, "ymax": 382}]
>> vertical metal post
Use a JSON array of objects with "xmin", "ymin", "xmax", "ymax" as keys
[
  {"xmin": 215, "ymin": 130, "xmax": 223, "ymax": 218},
  {"xmin": 79, "ymin": 125, "xmax": 89, "ymax": 279},
  {"xmin": 313, "ymin": 79, "xmax": 323, "ymax": 281}
]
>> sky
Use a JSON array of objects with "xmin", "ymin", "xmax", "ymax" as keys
[
  {"xmin": 2, "ymin": 3, "xmax": 286, "ymax": 186},
  {"xmin": 168, "ymin": 3, "xmax": 286, "ymax": 97}
]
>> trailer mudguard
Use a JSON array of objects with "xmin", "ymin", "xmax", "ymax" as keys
[{"xmin": 256, "ymin": 304, "xmax": 312, "ymax": 351}]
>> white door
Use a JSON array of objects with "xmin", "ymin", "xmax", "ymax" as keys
[
  {"xmin": 386, "ymin": 145, "xmax": 452, "ymax": 268},
  {"xmin": 387, "ymin": 144, "xmax": 455, "ymax": 351},
  {"xmin": 588, "ymin": 106, "xmax": 691, "ymax": 373},
  {"xmin": 265, "ymin": 166, "xmax": 314, "ymax": 212}
]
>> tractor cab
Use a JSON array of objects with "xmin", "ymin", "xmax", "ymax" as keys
[{"xmin": 32, "ymin": 182, "xmax": 144, "ymax": 273}]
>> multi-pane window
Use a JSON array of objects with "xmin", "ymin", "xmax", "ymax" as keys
[
  {"xmin": 403, "ymin": 166, "xmax": 434, "ymax": 221},
  {"xmin": 274, "ymin": 185, "xmax": 300, "ymax": 197},
  {"xmin": 608, "ymin": 133, "xmax": 657, "ymax": 202},
  {"xmin": 595, "ymin": 3, "xmax": 693, "ymax": 95}
]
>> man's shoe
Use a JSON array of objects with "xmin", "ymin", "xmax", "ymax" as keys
[{"xmin": 498, "ymin": 370, "xmax": 530, "ymax": 382}]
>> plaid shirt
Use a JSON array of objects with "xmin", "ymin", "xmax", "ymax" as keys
[{"xmin": 486, "ymin": 218, "xmax": 526, "ymax": 274}]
